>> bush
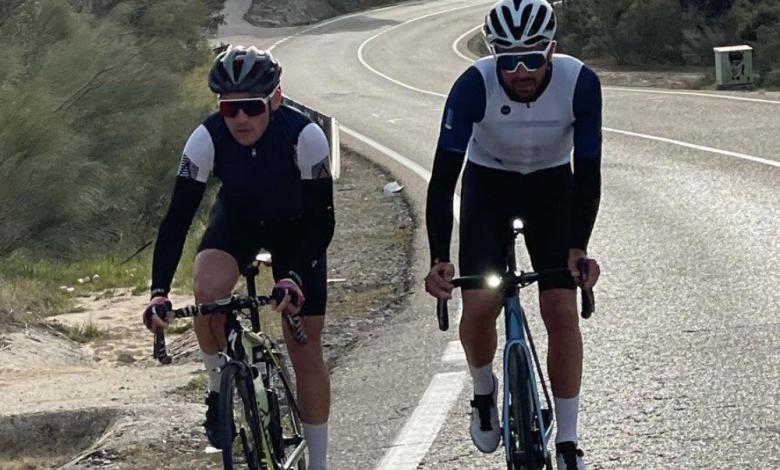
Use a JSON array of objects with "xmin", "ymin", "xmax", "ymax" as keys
[
  {"xmin": 558, "ymin": 0, "xmax": 780, "ymax": 73},
  {"xmin": 0, "ymin": 0, "xmax": 220, "ymax": 259}
]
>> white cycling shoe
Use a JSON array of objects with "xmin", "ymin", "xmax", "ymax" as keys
[{"xmin": 469, "ymin": 374, "xmax": 501, "ymax": 453}]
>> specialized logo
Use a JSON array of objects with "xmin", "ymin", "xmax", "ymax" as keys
[
  {"xmin": 177, "ymin": 154, "xmax": 200, "ymax": 180},
  {"xmin": 228, "ymin": 329, "xmax": 239, "ymax": 353},
  {"xmin": 501, "ymin": 105, "xmax": 511, "ymax": 115}
]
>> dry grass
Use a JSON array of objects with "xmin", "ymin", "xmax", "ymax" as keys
[{"xmin": 49, "ymin": 321, "xmax": 108, "ymax": 343}]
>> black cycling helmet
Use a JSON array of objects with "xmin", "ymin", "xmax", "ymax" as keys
[{"xmin": 208, "ymin": 45, "xmax": 282, "ymax": 95}]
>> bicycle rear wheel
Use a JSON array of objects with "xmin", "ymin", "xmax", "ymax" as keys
[
  {"xmin": 265, "ymin": 352, "xmax": 306, "ymax": 470},
  {"xmin": 507, "ymin": 345, "xmax": 545, "ymax": 470},
  {"xmin": 219, "ymin": 363, "xmax": 264, "ymax": 470}
]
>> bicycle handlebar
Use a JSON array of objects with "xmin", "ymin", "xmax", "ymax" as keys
[
  {"xmin": 152, "ymin": 289, "xmax": 306, "ymax": 364},
  {"xmin": 435, "ymin": 267, "xmax": 595, "ymax": 332}
]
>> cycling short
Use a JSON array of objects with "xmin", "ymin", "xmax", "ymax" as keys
[
  {"xmin": 198, "ymin": 200, "xmax": 327, "ymax": 316},
  {"xmin": 458, "ymin": 161, "xmax": 575, "ymax": 291}
]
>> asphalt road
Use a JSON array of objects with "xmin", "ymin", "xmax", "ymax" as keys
[{"xmin": 218, "ymin": 1, "xmax": 779, "ymax": 468}]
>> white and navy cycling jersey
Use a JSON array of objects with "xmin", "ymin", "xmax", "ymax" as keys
[
  {"xmin": 150, "ymin": 105, "xmax": 335, "ymax": 297},
  {"xmin": 438, "ymin": 54, "xmax": 601, "ymax": 174},
  {"xmin": 426, "ymin": 54, "xmax": 602, "ymax": 265}
]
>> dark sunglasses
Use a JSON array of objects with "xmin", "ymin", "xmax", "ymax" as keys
[
  {"xmin": 494, "ymin": 42, "xmax": 553, "ymax": 73},
  {"xmin": 218, "ymin": 96, "xmax": 270, "ymax": 118}
]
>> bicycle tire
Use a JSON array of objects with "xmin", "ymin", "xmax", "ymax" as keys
[
  {"xmin": 507, "ymin": 345, "xmax": 544, "ymax": 470},
  {"xmin": 265, "ymin": 352, "xmax": 306, "ymax": 470},
  {"xmin": 219, "ymin": 362, "xmax": 264, "ymax": 470}
]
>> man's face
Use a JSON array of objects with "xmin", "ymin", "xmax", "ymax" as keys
[
  {"xmin": 495, "ymin": 41, "xmax": 555, "ymax": 100},
  {"xmin": 219, "ymin": 88, "xmax": 282, "ymax": 146}
]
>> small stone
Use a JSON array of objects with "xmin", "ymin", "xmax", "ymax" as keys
[{"xmin": 117, "ymin": 353, "xmax": 136, "ymax": 364}]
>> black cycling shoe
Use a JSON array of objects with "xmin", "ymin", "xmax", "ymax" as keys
[{"xmin": 204, "ymin": 391, "xmax": 223, "ymax": 449}]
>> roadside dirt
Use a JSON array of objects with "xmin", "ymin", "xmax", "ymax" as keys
[{"xmin": 0, "ymin": 148, "xmax": 413, "ymax": 469}]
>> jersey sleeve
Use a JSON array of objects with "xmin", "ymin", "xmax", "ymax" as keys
[
  {"xmin": 178, "ymin": 124, "xmax": 215, "ymax": 183},
  {"xmin": 570, "ymin": 65, "xmax": 602, "ymax": 251},
  {"xmin": 436, "ymin": 66, "xmax": 487, "ymax": 154},
  {"xmin": 149, "ymin": 125, "xmax": 213, "ymax": 296},
  {"xmin": 572, "ymin": 65, "xmax": 602, "ymax": 161}
]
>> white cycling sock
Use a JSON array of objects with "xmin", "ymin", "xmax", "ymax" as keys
[
  {"xmin": 469, "ymin": 363, "xmax": 495, "ymax": 396},
  {"xmin": 303, "ymin": 421, "xmax": 328, "ymax": 470},
  {"xmin": 202, "ymin": 351, "xmax": 225, "ymax": 393},
  {"xmin": 554, "ymin": 395, "xmax": 579, "ymax": 444}
]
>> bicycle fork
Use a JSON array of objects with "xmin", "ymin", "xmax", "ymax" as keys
[{"xmin": 502, "ymin": 296, "xmax": 553, "ymax": 465}]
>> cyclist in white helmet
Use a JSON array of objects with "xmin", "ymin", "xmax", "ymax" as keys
[{"xmin": 425, "ymin": 1, "xmax": 602, "ymax": 468}]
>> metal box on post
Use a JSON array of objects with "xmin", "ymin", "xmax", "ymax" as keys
[{"xmin": 713, "ymin": 45, "xmax": 753, "ymax": 89}]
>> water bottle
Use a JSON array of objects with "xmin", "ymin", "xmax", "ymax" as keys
[{"xmin": 242, "ymin": 334, "xmax": 271, "ymax": 429}]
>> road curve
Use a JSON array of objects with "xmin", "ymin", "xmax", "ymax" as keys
[{"xmin": 217, "ymin": 1, "xmax": 780, "ymax": 468}]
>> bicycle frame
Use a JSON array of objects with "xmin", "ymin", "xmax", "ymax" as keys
[
  {"xmin": 152, "ymin": 257, "xmax": 308, "ymax": 469},
  {"xmin": 435, "ymin": 219, "xmax": 594, "ymax": 469},
  {"xmin": 222, "ymin": 263, "xmax": 307, "ymax": 469},
  {"xmin": 502, "ymin": 288, "xmax": 553, "ymax": 466}
]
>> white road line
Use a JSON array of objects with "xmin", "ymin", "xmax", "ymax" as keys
[
  {"xmin": 604, "ymin": 127, "xmax": 780, "ymax": 168},
  {"xmin": 357, "ymin": 4, "xmax": 483, "ymax": 98},
  {"xmin": 451, "ymin": 24, "xmax": 483, "ymax": 63},
  {"xmin": 450, "ymin": 23, "xmax": 780, "ymax": 106},
  {"xmin": 375, "ymin": 371, "xmax": 467, "ymax": 470},
  {"xmin": 362, "ymin": 21, "xmax": 779, "ymax": 168},
  {"xmin": 340, "ymin": 125, "xmax": 462, "ymax": 222},
  {"xmin": 603, "ymin": 86, "xmax": 780, "ymax": 105},
  {"xmin": 441, "ymin": 341, "xmax": 467, "ymax": 364}
]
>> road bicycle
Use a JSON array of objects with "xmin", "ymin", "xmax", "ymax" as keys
[
  {"xmin": 153, "ymin": 254, "xmax": 307, "ymax": 470},
  {"xmin": 437, "ymin": 219, "xmax": 594, "ymax": 469}
]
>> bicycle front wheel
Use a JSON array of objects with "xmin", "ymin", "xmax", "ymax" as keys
[
  {"xmin": 507, "ymin": 345, "xmax": 544, "ymax": 470},
  {"xmin": 219, "ymin": 362, "xmax": 264, "ymax": 470},
  {"xmin": 265, "ymin": 353, "xmax": 307, "ymax": 470}
]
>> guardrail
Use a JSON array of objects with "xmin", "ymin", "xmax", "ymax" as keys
[{"xmin": 283, "ymin": 96, "xmax": 341, "ymax": 180}]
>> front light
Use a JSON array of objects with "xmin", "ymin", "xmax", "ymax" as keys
[{"xmin": 486, "ymin": 274, "xmax": 502, "ymax": 289}]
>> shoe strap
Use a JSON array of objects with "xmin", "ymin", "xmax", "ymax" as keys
[{"xmin": 470, "ymin": 394, "xmax": 495, "ymax": 431}]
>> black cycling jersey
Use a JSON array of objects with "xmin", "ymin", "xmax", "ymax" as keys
[{"xmin": 150, "ymin": 105, "xmax": 335, "ymax": 297}]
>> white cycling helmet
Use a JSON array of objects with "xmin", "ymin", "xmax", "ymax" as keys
[{"xmin": 484, "ymin": 0, "xmax": 557, "ymax": 51}]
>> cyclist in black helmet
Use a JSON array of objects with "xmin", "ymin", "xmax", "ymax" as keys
[{"xmin": 142, "ymin": 45, "xmax": 334, "ymax": 469}]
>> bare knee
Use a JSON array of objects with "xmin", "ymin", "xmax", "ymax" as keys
[
  {"xmin": 461, "ymin": 289, "xmax": 502, "ymax": 330},
  {"xmin": 540, "ymin": 289, "xmax": 579, "ymax": 336},
  {"xmin": 193, "ymin": 249, "xmax": 239, "ymax": 302}
]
